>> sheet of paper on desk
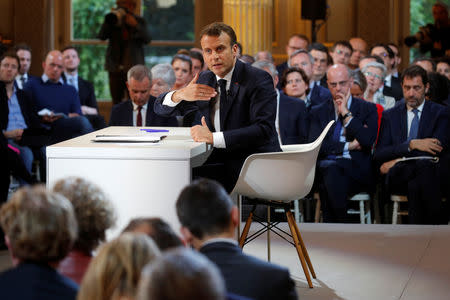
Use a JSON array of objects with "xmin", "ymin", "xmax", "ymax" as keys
[{"xmin": 92, "ymin": 135, "xmax": 165, "ymax": 143}]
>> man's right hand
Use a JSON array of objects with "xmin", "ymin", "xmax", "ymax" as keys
[
  {"xmin": 42, "ymin": 115, "xmax": 62, "ymax": 123},
  {"xmin": 172, "ymin": 73, "xmax": 217, "ymax": 103},
  {"xmin": 409, "ymin": 138, "xmax": 443, "ymax": 155}
]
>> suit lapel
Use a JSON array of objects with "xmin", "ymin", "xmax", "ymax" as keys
[{"xmin": 220, "ymin": 60, "xmax": 241, "ymax": 130}]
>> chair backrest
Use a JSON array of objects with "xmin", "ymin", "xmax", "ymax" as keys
[{"xmin": 231, "ymin": 120, "xmax": 334, "ymax": 202}]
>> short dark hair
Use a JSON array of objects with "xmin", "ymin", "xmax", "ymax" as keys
[
  {"xmin": 14, "ymin": 43, "xmax": 32, "ymax": 53},
  {"xmin": 425, "ymin": 72, "xmax": 450, "ymax": 104},
  {"xmin": 280, "ymin": 67, "xmax": 310, "ymax": 91},
  {"xmin": 308, "ymin": 42, "xmax": 329, "ymax": 54},
  {"xmin": 123, "ymin": 217, "xmax": 183, "ymax": 251},
  {"xmin": 413, "ymin": 56, "xmax": 436, "ymax": 72},
  {"xmin": 189, "ymin": 50, "xmax": 204, "ymax": 68},
  {"xmin": 176, "ymin": 179, "xmax": 233, "ymax": 239},
  {"xmin": 331, "ymin": 40, "xmax": 353, "ymax": 53},
  {"xmin": 387, "ymin": 42, "xmax": 399, "ymax": 53},
  {"xmin": 200, "ymin": 22, "xmax": 237, "ymax": 47},
  {"xmin": 370, "ymin": 43, "xmax": 394, "ymax": 59},
  {"xmin": 0, "ymin": 50, "xmax": 20, "ymax": 67},
  {"xmin": 401, "ymin": 65, "xmax": 429, "ymax": 86},
  {"xmin": 61, "ymin": 45, "xmax": 78, "ymax": 54},
  {"xmin": 171, "ymin": 54, "xmax": 192, "ymax": 73}
]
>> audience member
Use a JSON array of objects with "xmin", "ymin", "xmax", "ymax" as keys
[
  {"xmin": 137, "ymin": 248, "xmax": 226, "ymax": 300},
  {"xmin": 308, "ymin": 64, "xmax": 378, "ymax": 223},
  {"xmin": 387, "ymin": 43, "xmax": 401, "ymax": 78},
  {"xmin": 350, "ymin": 70, "xmax": 367, "ymax": 99},
  {"xmin": 176, "ymin": 178, "xmax": 298, "ymax": 300},
  {"xmin": 349, "ymin": 37, "xmax": 368, "ymax": 69},
  {"xmin": 23, "ymin": 50, "xmax": 93, "ymax": 143},
  {"xmin": 171, "ymin": 53, "xmax": 193, "ymax": 90},
  {"xmin": 61, "ymin": 46, "xmax": 106, "ymax": 130},
  {"xmin": 308, "ymin": 42, "xmax": 330, "ymax": 87},
  {"xmin": 0, "ymin": 185, "xmax": 78, "ymax": 300},
  {"xmin": 122, "ymin": 217, "xmax": 183, "ymax": 251},
  {"xmin": 425, "ymin": 72, "xmax": 450, "ymax": 106},
  {"xmin": 362, "ymin": 62, "xmax": 396, "ymax": 109},
  {"xmin": 14, "ymin": 44, "xmax": 37, "ymax": 89},
  {"xmin": 436, "ymin": 57, "xmax": 450, "ymax": 80},
  {"xmin": 189, "ymin": 50, "xmax": 204, "ymax": 76},
  {"xmin": 77, "ymin": 233, "xmax": 160, "ymax": 300},
  {"xmin": 412, "ymin": 56, "xmax": 436, "ymax": 73},
  {"xmin": 109, "ymin": 64, "xmax": 177, "ymax": 127},
  {"xmin": 374, "ymin": 65, "xmax": 449, "ymax": 224},
  {"xmin": 253, "ymin": 61, "xmax": 308, "ymax": 145},
  {"xmin": 358, "ymin": 55, "xmax": 384, "ymax": 71},
  {"xmin": 254, "ymin": 50, "xmax": 274, "ymax": 63},
  {"xmin": 277, "ymin": 34, "xmax": 309, "ymax": 77},
  {"xmin": 239, "ymin": 54, "xmax": 255, "ymax": 64},
  {"xmin": 330, "ymin": 40, "xmax": 353, "ymax": 66},
  {"xmin": 155, "ymin": 22, "xmax": 280, "ymax": 192},
  {"xmin": 150, "ymin": 63, "xmax": 175, "ymax": 98},
  {"xmin": 280, "ymin": 67, "xmax": 310, "ymax": 102},
  {"xmin": 53, "ymin": 177, "xmax": 116, "ymax": 284},
  {"xmin": 97, "ymin": 0, "xmax": 151, "ymax": 105}
]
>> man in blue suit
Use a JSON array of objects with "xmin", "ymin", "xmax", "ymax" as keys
[
  {"xmin": 176, "ymin": 179, "xmax": 298, "ymax": 300},
  {"xmin": 374, "ymin": 65, "xmax": 449, "ymax": 224},
  {"xmin": 155, "ymin": 22, "xmax": 280, "ymax": 192},
  {"xmin": 309, "ymin": 64, "xmax": 378, "ymax": 222},
  {"xmin": 109, "ymin": 64, "xmax": 177, "ymax": 127}
]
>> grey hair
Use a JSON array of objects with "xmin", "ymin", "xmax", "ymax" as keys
[
  {"xmin": 252, "ymin": 60, "xmax": 278, "ymax": 77},
  {"xmin": 127, "ymin": 64, "xmax": 152, "ymax": 82},
  {"xmin": 288, "ymin": 49, "xmax": 314, "ymax": 67},
  {"xmin": 361, "ymin": 61, "xmax": 387, "ymax": 80},
  {"xmin": 254, "ymin": 51, "xmax": 274, "ymax": 63},
  {"xmin": 151, "ymin": 63, "xmax": 176, "ymax": 88}
]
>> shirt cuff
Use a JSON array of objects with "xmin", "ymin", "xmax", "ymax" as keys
[
  {"xmin": 162, "ymin": 91, "xmax": 179, "ymax": 107},
  {"xmin": 213, "ymin": 132, "xmax": 226, "ymax": 148}
]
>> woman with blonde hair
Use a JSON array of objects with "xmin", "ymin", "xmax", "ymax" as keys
[{"xmin": 77, "ymin": 233, "xmax": 160, "ymax": 300}]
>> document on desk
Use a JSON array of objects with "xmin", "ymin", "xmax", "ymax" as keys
[{"xmin": 92, "ymin": 135, "xmax": 166, "ymax": 143}]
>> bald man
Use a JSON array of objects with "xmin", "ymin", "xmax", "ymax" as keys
[
  {"xmin": 308, "ymin": 64, "xmax": 378, "ymax": 223},
  {"xmin": 23, "ymin": 50, "xmax": 93, "ymax": 143}
]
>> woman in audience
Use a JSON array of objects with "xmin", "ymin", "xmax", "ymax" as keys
[
  {"xmin": 150, "ymin": 63, "xmax": 176, "ymax": 98},
  {"xmin": 77, "ymin": 233, "xmax": 160, "ymax": 300},
  {"xmin": 53, "ymin": 177, "xmax": 116, "ymax": 284},
  {"xmin": 350, "ymin": 70, "xmax": 367, "ymax": 99},
  {"xmin": 171, "ymin": 53, "xmax": 192, "ymax": 90},
  {"xmin": 361, "ymin": 61, "xmax": 395, "ymax": 109},
  {"xmin": 0, "ymin": 185, "xmax": 78, "ymax": 300},
  {"xmin": 280, "ymin": 67, "xmax": 310, "ymax": 102}
]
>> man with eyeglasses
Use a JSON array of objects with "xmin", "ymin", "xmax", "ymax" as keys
[
  {"xmin": 276, "ymin": 34, "xmax": 309, "ymax": 81},
  {"xmin": 308, "ymin": 64, "xmax": 378, "ymax": 223},
  {"xmin": 308, "ymin": 42, "xmax": 330, "ymax": 88},
  {"xmin": 330, "ymin": 41, "xmax": 353, "ymax": 66}
]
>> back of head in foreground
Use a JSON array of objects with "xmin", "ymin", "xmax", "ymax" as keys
[
  {"xmin": 0, "ymin": 185, "xmax": 77, "ymax": 265},
  {"xmin": 77, "ymin": 233, "xmax": 160, "ymax": 300},
  {"xmin": 137, "ymin": 248, "xmax": 225, "ymax": 300}
]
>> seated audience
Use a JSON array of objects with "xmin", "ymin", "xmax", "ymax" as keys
[
  {"xmin": 77, "ymin": 233, "xmax": 160, "ymax": 300},
  {"xmin": 362, "ymin": 62, "xmax": 396, "ymax": 109},
  {"xmin": 171, "ymin": 53, "xmax": 192, "ymax": 90},
  {"xmin": 374, "ymin": 65, "xmax": 450, "ymax": 224},
  {"xmin": 123, "ymin": 217, "xmax": 183, "ymax": 251},
  {"xmin": 349, "ymin": 37, "xmax": 368, "ymax": 70},
  {"xmin": 150, "ymin": 63, "xmax": 175, "ymax": 98},
  {"xmin": 308, "ymin": 64, "xmax": 378, "ymax": 223},
  {"xmin": 53, "ymin": 177, "xmax": 116, "ymax": 284},
  {"xmin": 176, "ymin": 178, "xmax": 298, "ymax": 300},
  {"xmin": 137, "ymin": 248, "xmax": 226, "ymax": 300},
  {"xmin": 277, "ymin": 33, "xmax": 309, "ymax": 77},
  {"xmin": 426, "ymin": 72, "xmax": 450, "ymax": 106},
  {"xmin": 0, "ymin": 185, "xmax": 78, "ymax": 299},
  {"xmin": 330, "ymin": 40, "xmax": 353, "ymax": 66},
  {"xmin": 254, "ymin": 51, "xmax": 274, "ymax": 63},
  {"xmin": 253, "ymin": 61, "xmax": 308, "ymax": 145},
  {"xmin": 436, "ymin": 57, "xmax": 450, "ymax": 80},
  {"xmin": 109, "ymin": 64, "xmax": 178, "ymax": 127},
  {"xmin": 61, "ymin": 46, "xmax": 106, "ymax": 130},
  {"xmin": 412, "ymin": 56, "xmax": 436, "ymax": 73},
  {"xmin": 23, "ymin": 50, "xmax": 93, "ymax": 143}
]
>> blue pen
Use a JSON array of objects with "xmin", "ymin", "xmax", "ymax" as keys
[{"xmin": 140, "ymin": 129, "xmax": 170, "ymax": 133}]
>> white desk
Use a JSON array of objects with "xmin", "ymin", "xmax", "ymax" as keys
[{"xmin": 47, "ymin": 126, "xmax": 211, "ymax": 238}]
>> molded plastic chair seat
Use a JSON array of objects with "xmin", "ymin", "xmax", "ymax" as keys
[{"xmin": 231, "ymin": 120, "xmax": 334, "ymax": 288}]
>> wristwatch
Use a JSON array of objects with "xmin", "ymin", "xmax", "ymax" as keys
[{"xmin": 343, "ymin": 112, "xmax": 353, "ymax": 119}]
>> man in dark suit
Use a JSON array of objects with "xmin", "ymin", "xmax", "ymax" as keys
[
  {"xmin": 276, "ymin": 33, "xmax": 309, "ymax": 79},
  {"xmin": 62, "ymin": 46, "xmax": 106, "ymax": 130},
  {"xmin": 155, "ymin": 22, "xmax": 280, "ymax": 192},
  {"xmin": 374, "ymin": 65, "xmax": 450, "ymax": 224},
  {"xmin": 309, "ymin": 64, "xmax": 378, "ymax": 222},
  {"xmin": 109, "ymin": 64, "xmax": 177, "ymax": 127},
  {"xmin": 176, "ymin": 179, "xmax": 298, "ymax": 300},
  {"xmin": 14, "ymin": 44, "xmax": 38, "ymax": 90},
  {"xmin": 308, "ymin": 42, "xmax": 330, "ymax": 89}
]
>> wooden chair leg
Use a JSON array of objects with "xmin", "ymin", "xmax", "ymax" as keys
[
  {"xmin": 285, "ymin": 208, "xmax": 313, "ymax": 288},
  {"xmin": 314, "ymin": 197, "xmax": 321, "ymax": 223},
  {"xmin": 289, "ymin": 210, "xmax": 316, "ymax": 279},
  {"xmin": 239, "ymin": 207, "xmax": 255, "ymax": 248}
]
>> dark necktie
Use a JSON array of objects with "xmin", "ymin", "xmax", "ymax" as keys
[
  {"xmin": 20, "ymin": 75, "xmax": 26, "ymax": 88},
  {"xmin": 408, "ymin": 108, "xmax": 419, "ymax": 141},
  {"xmin": 327, "ymin": 115, "xmax": 343, "ymax": 160},
  {"xmin": 210, "ymin": 79, "xmax": 227, "ymax": 131},
  {"xmin": 137, "ymin": 106, "xmax": 143, "ymax": 127}
]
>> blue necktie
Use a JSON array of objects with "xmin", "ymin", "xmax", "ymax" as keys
[{"xmin": 408, "ymin": 108, "xmax": 419, "ymax": 141}]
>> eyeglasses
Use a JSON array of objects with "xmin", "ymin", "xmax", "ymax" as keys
[
  {"xmin": 364, "ymin": 71, "xmax": 383, "ymax": 80},
  {"xmin": 328, "ymin": 80, "xmax": 349, "ymax": 88},
  {"xmin": 286, "ymin": 78, "xmax": 304, "ymax": 85}
]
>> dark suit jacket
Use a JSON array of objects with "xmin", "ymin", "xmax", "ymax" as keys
[
  {"xmin": 62, "ymin": 74, "xmax": 98, "ymax": 109},
  {"xmin": 309, "ymin": 83, "xmax": 332, "ymax": 108},
  {"xmin": 308, "ymin": 97, "xmax": 378, "ymax": 184},
  {"xmin": 0, "ymin": 263, "xmax": 78, "ymax": 300},
  {"xmin": 383, "ymin": 76, "xmax": 403, "ymax": 102},
  {"xmin": 14, "ymin": 74, "xmax": 39, "ymax": 90},
  {"xmin": 200, "ymin": 242, "xmax": 297, "ymax": 300},
  {"xmin": 374, "ymin": 99, "xmax": 450, "ymax": 163},
  {"xmin": 109, "ymin": 97, "xmax": 178, "ymax": 127},
  {"xmin": 0, "ymin": 88, "xmax": 42, "ymax": 131},
  {"xmin": 279, "ymin": 92, "xmax": 308, "ymax": 144}
]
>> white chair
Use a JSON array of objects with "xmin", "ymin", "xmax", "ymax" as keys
[
  {"xmin": 231, "ymin": 120, "xmax": 334, "ymax": 289},
  {"xmin": 347, "ymin": 193, "xmax": 372, "ymax": 224}
]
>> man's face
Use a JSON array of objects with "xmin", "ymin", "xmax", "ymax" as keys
[
  {"xmin": 16, "ymin": 49, "xmax": 31, "ymax": 75},
  {"xmin": 310, "ymin": 50, "xmax": 328, "ymax": 79},
  {"xmin": 191, "ymin": 58, "xmax": 202, "ymax": 76},
  {"xmin": 415, "ymin": 60, "xmax": 433, "ymax": 73},
  {"xmin": 0, "ymin": 57, "xmax": 19, "ymax": 83},
  {"xmin": 327, "ymin": 65, "xmax": 351, "ymax": 102},
  {"xmin": 349, "ymin": 38, "xmax": 367, "ymax": 66},
  {"xmin": 330, "ymin": 45, "xmax": 352, "ymax": 66},
  {"xmin": 388, "ymin": 45, "xmax": 401, "ymax": 70},
  {"xmin": 437, "ymin": 62, "xmax": 450, "ymax": 80},
  {"xmin": 62, "ymin": 49, "xmax": 80, "ymax": 73},
  {"xmin": 286, "ymin": 36, "xmax": 308, "ymax": 57},
  {"xmin": 127, "ymin": 77, "xmax": 151, "ymax": 106},
  {"xmin": 370, "ymin": 46, "xmax": 392, "ymax": 72},
  {"xmin": 43, "ymin": 51, "xmax": 64, "ymax": 82},
  {"xmin": 402, "ymin": 76, "xmax": 427, "ymax": 109},
  {"xmin": 150, "ymin": 78, "xmax": 170, "ymax": 98},
  {"xmin": 201, "ymin": 32, "xmax": 237, "ymax": 78},
  {"xmin": 290, "ymin": 53, "xmax": 312, "ymax": 79}
]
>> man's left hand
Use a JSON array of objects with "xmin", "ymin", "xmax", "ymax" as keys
[
  {"xmin": 380, "ymin": 159, "xmax": 399, "ymax": 175},
  {"xmin": 191, "ymin": 116, "xmax": 213, "ymax": 144}
]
